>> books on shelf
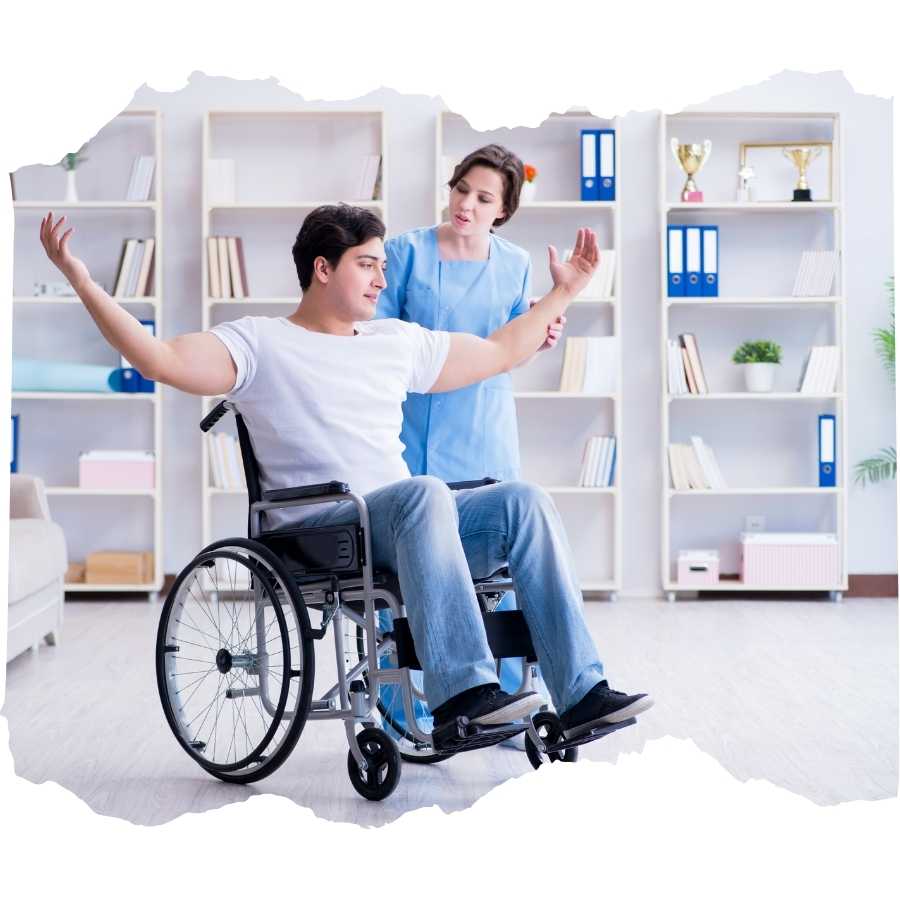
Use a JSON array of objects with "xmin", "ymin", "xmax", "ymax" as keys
[
  {"xmin": 126, "ymin": 156, "xmax": 156, "ymax": 202},
  {"xmin": 113, "ymin": 238, "xmax": 155, "ymax": 297},
  {"xmin": 207, "ymin": 158, "xmax": 236, "ymax": 204},
  {"xmin": 668, "ymin": 437, "xmax": 726, "ymax": 490},
  {"xmin": 208, "ymin": 433, "xmax": 246, "ymax": 489},
  {"xmin": 668, "ymin": 333, "xmax": 708, "ymax": 394},
  {"xmin": 565, "ymin": 248, "xmax": 616, "ymax": 299},
  {"xmin": 355, "ymin": 154, "xmax": 382, "ymax": 201},
  {"xmin": 791, "ymin": 250, "xmax": 839, "ymax": 297},
  {"xmin": 558, "ymin": 337, "xmax": 617, "ymax": 393},
  {"xmin": 207, "ymin": 236, "xmax": 249, "ymax": 299},
  {"xmin": 798, "ymin": 345, "xmax": 840, "ymax": 394},
  {"xmin": 578, "ymin": 435, "xmax": 617, "ymax": 487}
]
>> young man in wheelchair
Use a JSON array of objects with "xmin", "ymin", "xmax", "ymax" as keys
[{"xmin": 39, "ymin": 206, "xmax": 652, "ymax": 749}]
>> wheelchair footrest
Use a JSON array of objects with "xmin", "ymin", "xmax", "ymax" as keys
[
  {"xmin": 548, "ymin": 717, "xmax": 637, "ymax": 754},
  {"xmin": 431, "ymin": 716, "xmax": 528, "ymax": 756}
]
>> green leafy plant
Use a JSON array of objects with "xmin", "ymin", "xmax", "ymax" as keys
[
  {"xmin": 855, "ymin": 276, "xmax": 896, "ymax": 486},
  {"xmin": 59, "ymin": 143, "xmax": 89, "ymax": 171},
  {"xmin": 732, "ymin": 340, "xmax": 782, "ymax": 365}
]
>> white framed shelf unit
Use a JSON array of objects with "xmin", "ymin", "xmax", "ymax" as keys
[
  {"xmin": 436, "ymin": 111, "xmax": 623, "ymax": 596},
  {"xmin": 659, "ymin": 111, "xmax": 849, "ymax": 601},
  {"xmin": 200, "ymin": 108, "xmax": 388, "ymax": 551},
  {"xmin": 11, "ymin": 108, "xmax": 164, "ymax": 597}
]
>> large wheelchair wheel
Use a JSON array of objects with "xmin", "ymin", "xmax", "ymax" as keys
[
  {"xmin": 156, "ymin": 538, "xmax": 315, "ymax": 784},
  {"xmin": 346, "ymin": 616, "xmax": 444, "ymax": 765}
]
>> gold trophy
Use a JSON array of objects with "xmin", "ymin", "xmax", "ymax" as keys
[
  {"xmin": 671, "ymin": 138, "xmax": 712, "ymax": 202},
  {"xmin": 783, "ymin": 146, "xmax": 822, "ymax": 201}
]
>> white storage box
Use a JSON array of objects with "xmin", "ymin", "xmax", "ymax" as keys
[
  {"xmin": 740, "ymin": 532, "xmax": 840, "ymax": 587},
  {"xmin": 677, "ymin": 549, "xmax": 720, "ymax": 586},
  {"xmin": 79, "ymin": 450, "xmax": 155, "ymax": 490}
]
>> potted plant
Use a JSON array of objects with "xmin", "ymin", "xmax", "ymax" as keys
[
  {"xmin": 59, "ymin": 143, "xmax": 89, "ymax": 202},
  {"xmin": 520, "ymin": 164, "xmax": 537, "ymax": 203},
  {"xmin": 732, "ymin": 339, "xmax": 782, "ymax": 392},
  {"xmin": 855, "ymin": 277, "xmax": 896, "ymax": 486}
]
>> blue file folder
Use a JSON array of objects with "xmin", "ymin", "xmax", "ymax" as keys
[
  {"xmin": 11, "ymin": 414, "xmax": 19, "ymax": 473},
  {"xmin": 598, "ymin": 129, "xmax": 616, "ymax": 201},
  {"xmin": 819, "ymin": 414, "xmax": 836, "ymax": 487},
  {"xmin": 701, "ymin": 225, "xmax": 719, "ymax": 297},
  {"xmin": 685, "ymin": 226, "xmax": 703, "ymax": 297},
  {"xmin": 580, "ymin": 130, "xmax": 600, "ymax": 200},
  {"xmin": 667, "ymin": 225, "xmax": 685, "ymax": 297},
  {"xmin": 119, "ymin": 319, "xmax": 157, "ymax": 393}
]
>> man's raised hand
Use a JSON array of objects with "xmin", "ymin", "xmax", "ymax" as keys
[{"xmin": 40, "ymin": 212, "xmax": 91, "ymax": 290}]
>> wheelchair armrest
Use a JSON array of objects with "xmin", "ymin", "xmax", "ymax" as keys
[
  {"xmin": 446, "ymin": 477, "xmax": 500, "ymax": 491},
  {"xmin": 262, "ymin": 480, "xmax": 350, "ymax": 503}
]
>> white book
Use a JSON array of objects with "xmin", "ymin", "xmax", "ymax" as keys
[
  {"xmin": 590, "ymin": 437, "xmax": 606, "ymax": 487},
  {"xmin": 114, "ymin": 239, "xmax": 137, "ymax": 297},
  {"xmin": 207, "ymin": 435, "xmax": 224, "ymax": 488},
  {"xmin": 207, "ymin": 237, "xmax": 221, "ymax": 298},
  {"xmin": 683, "ymin": 444, "xmax": 708, "ymax": 490},
  {"xmin": 228, "ymin": 435, "xmax": 245, "ymax": 489},
  {"xmin": 218, "ymin": 433, "xmax": 237, "ymax": 489},
  {"xmin": 690, "ymin": 436, "xmax": 716, "ymax": 488},
  {"xmin": 207, "ymin": 159, "xmax": 236, "ymax": 204},
  {"xmin": 217, "ymin": 237, "xmax": 232, "ymax": 298},
  {"xmin": 822, "ymin": 346, "xmax": 840, "ymax": 393},
  {"xmin": 583, "ymin": 437, "xmax": 599, "ymax": 487},
  {"xmin": 135, "ymin": 238, "xmax": 155, "ymax": 297},
  {"xmin": 603, "ymin": 250, "xmax": 617, "ymax": 298},
  {"xmin": 125, "ymin": 157, "xmax": 141, "ymax": 201},
  {"xmin": 601, "ymin": 437, "xmax": 616, "ymax": 487},
  {"xmin": 355, "ymin": 154, "xmax": 381, "ymax": 201},
  {"xmin": 227, "ymin": 237, "xmax": 244, "ymax": 300},
  {"xmin": 668, "ymin": 444, "xmax": 688, "ymax": 491},
  {"xmin": 796, "ymin": 250, "xmax": 813, "ymax": 296},
  {"xmin": 577, "ymin": 438, "xmax": 592, "ymax": 487},
  {"xmin": 704, "ymin": 442, "xmax": 728, "ymax": 489},
  {"xmin": 138, "ymin": 156, "xmax": 156, "ymax": 201},
  {"xmin": 125, "ymin": 241, "xmax": 145, "ymax": 297},
  {"xmin": 822, "ymin": 251, "xmax": 839, "ymax": 296},
  {"xmin": 800, "ymin": 347, "xmax": 821, "ymax": 393}
]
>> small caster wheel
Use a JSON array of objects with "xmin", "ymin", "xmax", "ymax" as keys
[
  {"xmin": 525, "ymin": 712, "xmax": 579, "ymax": 770},
  {"xmin": 347, "ymin": 727, "xmax": 402, "ymax": 801},
  {"xmin": 608, "ymin": 591, "xmax": 618, "ymax": 603},
  {"xmin": 829, "ymin": 591, "xmax": 843, "ymax": 603},
  {"xmin": 666, "ymin": 591, "xmax": 677, "ymax": 604}
]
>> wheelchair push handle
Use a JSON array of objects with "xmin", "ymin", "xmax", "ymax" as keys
[{"xmin": 200, "ymin": 400, "xmax": 231, "ymax": 432}]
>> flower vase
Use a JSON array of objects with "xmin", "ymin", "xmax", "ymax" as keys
[
  {"xmin": 743, "ymin": 363, "xmax": 778, "ymax": 393},
  {"xmin": 520, "ymin": 180, "xmax": 537, "ymax": 203},
  {"xmin": 65, "ymin": 169, "xmax": 78, "ymax": 203}
]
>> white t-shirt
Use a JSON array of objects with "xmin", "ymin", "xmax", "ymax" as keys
[{"xmin": 210, "ymin": 315, "xmax": 451, "ymax": 528}]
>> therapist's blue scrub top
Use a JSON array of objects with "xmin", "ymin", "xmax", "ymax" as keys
[{"xmin": 376, "ymin": 225, "xmax": 532, "ymax": 482}]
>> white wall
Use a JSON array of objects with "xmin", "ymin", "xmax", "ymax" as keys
[{"xmin": 12, "ymin": 70, "xmax": 895, "ymax": 594}]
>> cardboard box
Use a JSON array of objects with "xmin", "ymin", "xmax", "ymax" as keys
[
  {"xmin": 65, "ymin": 562, "xmax": 86, "ymax": 583},
  {"xmin": 85, "ymin": 551, "xmax": 154, "ymax": 584},
  {"xmin": 79, "ymin": 450, "xmax": 155, "ymax": 490}
]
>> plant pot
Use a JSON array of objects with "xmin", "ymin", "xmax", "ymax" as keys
[
  {"xmin": 520, "ymin": 180, "xmax": 537, "ymax": 203},
  {"xmin": 65, "ymin": 169, "xmax": 78, "ymax": 203},
  {"xmin": 742, "ymin": 362, "xmax": 778, "ymax": 393}
]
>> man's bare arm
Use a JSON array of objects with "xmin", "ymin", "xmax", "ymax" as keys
[
  {"xmin": 40, "ymin": 213, "xmax": 236, "ymax": 396},
  {"xmin": 429, "ymin": 228, "xmax": 598, "ymax": 394}
]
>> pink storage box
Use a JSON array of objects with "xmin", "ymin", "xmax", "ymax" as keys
[
  {"xmin": 740, "ymin": 532, "xmax": 840, "ymax": 587},
  {"xmin": 677, "ymin": 550, "xmax": 720, "ymax": 586},
  {"xmin": 79, "ymin": 450, "xmax": 155, "ymax": 489}
]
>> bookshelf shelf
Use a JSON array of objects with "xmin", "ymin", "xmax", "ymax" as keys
[
  {"xmin": 662, "ymin": 580, "xmax": 843, "ymax": 593},
  {"xmin": 660, "ymin": 111, "xmax": 849, "ymax": 601},
  {"xmin": 437, "ymin": 110, "xmax": 622, "ymax": 595},
  {"xmin": 12, "ymin": 108, "xmax": 165, "ymax": 600},
  {"xmin": 201, "ymin": 108, "xmax": 388, "ymax": 549}
]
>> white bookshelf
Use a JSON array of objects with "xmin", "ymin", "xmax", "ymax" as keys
[
  {"xmin": 11, "ymin": 108, "xmax": 165, "ymax": 598},
  {"xmin": 659, "ymin": 110, "xmax": 849, "ymax": 602},
  {"xmin": 200, "ymin": 108, "xmax": 388, "ymax": 550},
  {"xmin": 436, "ymin": 110, "xmax": 623, "ymax": 598}
]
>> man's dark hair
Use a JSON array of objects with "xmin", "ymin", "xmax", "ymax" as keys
[
  {"xmin": 448, "ymin": 143, "xmax": 525, "ymax": 228},
  {"xmin": 292, "ymin": 204, "xmax": 386, "ymax": 291}
]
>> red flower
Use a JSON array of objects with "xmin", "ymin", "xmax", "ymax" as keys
[{"xmin": 524, "ymin": 164, "xmax": 537, "ymax": 182}]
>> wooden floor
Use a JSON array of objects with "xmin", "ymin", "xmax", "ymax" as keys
[{"xmin": 3, "ymin": 594, "xmax": 897, "ymax": 827}]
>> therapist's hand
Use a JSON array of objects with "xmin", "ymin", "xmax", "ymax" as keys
[{"xmin": 529, "ymin": 298, "xmax": 566, "ymax": 351}]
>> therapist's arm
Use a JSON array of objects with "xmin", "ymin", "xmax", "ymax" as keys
[
  {"xmin": 40, "ymin": 212, "xmax": 237, "ymax": 396},
  {"xmin": 429, "ymin": 228, "xmax": 598, "ymax": 394}
]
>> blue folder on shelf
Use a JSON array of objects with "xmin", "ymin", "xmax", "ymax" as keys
[
  {"xmin": 701, "ymin": 225, "xmax": 719, "ymax": 297},
  {"xmin": 598, "ymin": 129, "xmax": 616, "ymax": 201},
  {"xmin": 685, "ymin": 225, "xmax": 703, "ymax": 297},
  {"xmin": 11, "ymin": 414, "xmax": 19, "ymax": 473},
  {"xmin": 667, "ymin": 225, "xmax": 685, "ymax": 297},
  {"xmin": 819, "ymin": 414, "xmax": 836, "ymax": 487},
  {"xmin": 119, "ymin": 319, "xmax": 157, "ymax": 393},
  {"xmin": 580, "ymin": 129, "xmax": 600, "ymax": 201}
]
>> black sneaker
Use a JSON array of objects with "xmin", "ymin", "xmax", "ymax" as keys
[
  {"xmin": 559, "ymin": 680, "xmax": 654, "ymax": 739},
  {"xmin": 431, "ymin": 683, "xmax": 543, "ymax": 729}
]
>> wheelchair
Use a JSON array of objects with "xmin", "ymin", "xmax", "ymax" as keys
[{"xmin": 155, "ymin": 400, "xmax": 636, "ymax": 801}]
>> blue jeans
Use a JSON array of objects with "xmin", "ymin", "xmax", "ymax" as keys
[{"xmin": 297, "ymin": 476, "xmax": 605, "ymax": 713}]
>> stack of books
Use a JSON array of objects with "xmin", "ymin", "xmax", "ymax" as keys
[
  {"xmin": 207, "ymin": 236, "xmax": 249, "ymax": 299},
  {"xmin": 578, "ymin": 435, "xmax": 617, "ymax": 487},
  {"xmin": 566, "ymin": 248, "xmax": 616, "ymax": 299},
  {"xmin": 668, "ymin": 436, "xmax": 727, "ymax": 490},
  {"xmin": 558, "ymin": 337, "xmax": 617, "ymax": 393},
  {"xmin": 208, "ymin": 433, "xmax": 247, "ymax": 490},
  {"xmin": 113, "ymin": 238, "xmax": 155, "ymax": 297},
  {"xmin": 792, "ymin": 250, "xmax": 839, "ymax": 297},
  {"xmin": 125, "ymin": 156, "xmax": 156, "ymax": 201},
  {"xmin": 798, "ymin": 345, "xmax": 841, "ymax": 393},
  {"xmin": 667, "ymin": 333, "xmax": 708, "ymax": 394}
]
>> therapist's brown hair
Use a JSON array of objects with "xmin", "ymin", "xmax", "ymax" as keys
[{"xmin": 448, "ymin": 144, "xmax": 524, "ymax": 228}]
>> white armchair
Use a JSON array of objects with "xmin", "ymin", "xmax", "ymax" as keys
[{"xmin": 7, "ymin": 474, "xmax": 67, "ymax": 662}]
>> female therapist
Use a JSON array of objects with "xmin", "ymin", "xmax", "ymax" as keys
[{"xmin": 376, "ymin": 144, "xmax": 564, "ymax": 752}]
